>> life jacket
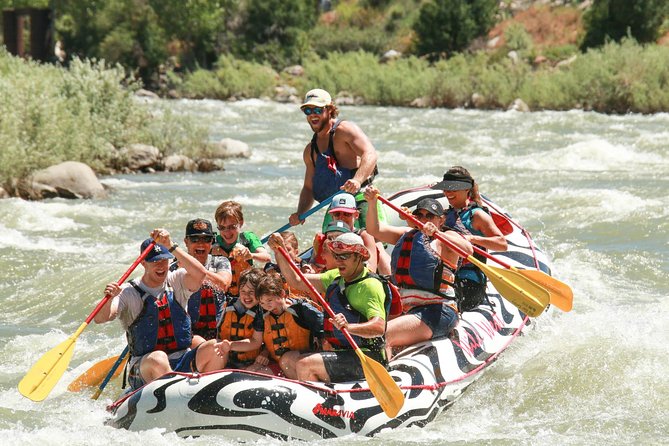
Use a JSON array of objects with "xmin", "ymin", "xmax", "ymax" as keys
[
  {"xmin": 310, "ymin": 119, "xmax": 378, "ymax": 202},
  {"xmin": 187, "ymin": 285, "xmax": 225, "ymax": 340},
  {"xmin": 262, "ymin": 300, "xmax": 314, "ymax": 362},
  {"xmin": 322, "ymin": 272, "xmax": 389, "ymax": 351},
  {"xmin": 217, "ymin": 298, "xmax": 261, "ymax": 363},
  {"xmin": 390, "ymin": 229, "xmax": 458, "ymax": 312},
  {"xmin": 126, "ymin": 280, "xmax": 192, "ymax": 358},
  {"xmin": 444, "ymin": 203, "xmax": 489, "ymax": 282},
  {"xmin": 213, "ymin": 232, "xmax": 253, "ymax": 297}
]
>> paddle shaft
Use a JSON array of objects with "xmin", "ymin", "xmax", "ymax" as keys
[
  {"xmin": 92, "ymin": 345, "xmax": 129, "ymax": 400},
  {"xmin": 261, "ymin": 191, "xmax": 341, "ymax": 244},
  {"xmin": 276, "ymin": 247, "xmax": 360, "ymax": 349}
]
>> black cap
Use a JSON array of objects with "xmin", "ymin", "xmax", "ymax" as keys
[
  {"xmin": 414, "ymin": 198, "xmax": 444, "ymax": 217},
  {"xmin": 185, "ymin": 218, "xmax": 214, "ymax": 237}
]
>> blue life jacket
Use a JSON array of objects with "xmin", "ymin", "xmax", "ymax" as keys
[
  {"xmin": 126, "ymin": 280, "xmax": 192, "ymax": 358},
  {"xmin": 390, "ymin": 229, "xmax": 456, "ymax": 298},
  {"xmin": 310, "ymin": 119, "xmax": 378, "ymax": 202},
  {"xmin": 445, "ymin": 203, "xmax": 488, "ymax": 283},
  {"xmin": 322, "ymin": 272, "xmax": 389, "ymax": 352}
]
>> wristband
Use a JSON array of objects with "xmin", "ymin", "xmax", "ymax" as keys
[{"xmin": 169, "ymin": 242, "xmax": 179, "ymax": 253}]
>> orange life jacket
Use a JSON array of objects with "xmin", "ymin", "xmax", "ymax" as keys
[
  {"xmin": 262, "ymin": 306, "xmax": 312, "ymax": 362},
  {"xmin": 217, "ymin": 299, "xmax": 261, "ymax": 363}
]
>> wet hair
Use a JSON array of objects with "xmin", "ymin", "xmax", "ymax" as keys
[
  {"xmin": 237, "ymin": 267, "xmax": 265, "ymax": 290},
  {"xmin": 256, "ymin": 270, "xmax": 286, "ymax": 298},
  {"xmin": 446, "ymin": 166, "xmax": 482, "ymax": 206},
  {"xmin": 214, "ymin": 200, "xmax": 243, "ymax": 226}
]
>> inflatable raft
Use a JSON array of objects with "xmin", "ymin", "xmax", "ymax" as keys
[{"xmin": 106, "ymin": 187, "xmax": 554, "ymax": 440}]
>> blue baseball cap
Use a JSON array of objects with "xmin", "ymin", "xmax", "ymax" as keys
[{"xmin": 141, "ymin": 238, "xmax": 174, "ymax": 262}]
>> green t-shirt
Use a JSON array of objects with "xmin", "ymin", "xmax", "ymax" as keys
[
  {"xmin": 215, "ymin": 231, "xmax": 263, "ymax": 255},
  {"xmin": 320, "ymin": 267, "xmax": 386, "ymax": 321}
]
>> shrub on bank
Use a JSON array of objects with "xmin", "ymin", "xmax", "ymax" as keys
[{"xmin": 0, "ymin": 50, "xmax": 208, "ymax": 186}]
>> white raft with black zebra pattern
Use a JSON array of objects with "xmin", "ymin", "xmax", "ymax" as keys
[{"xmin": 106, "ymin": 186, "xmax": 554, "ymax": 440}]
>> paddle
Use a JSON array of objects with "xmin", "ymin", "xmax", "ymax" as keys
[
  {"xmin": 377, "ymin": 195, "xmax": 550, "ymax": 317},
  {"xmin": 470, "ymin": 244, "xmax": 573, "ymax": 312},
  {"xmin": 276, "ymin": 246, "xmax": 404, "ymax": 418},
  {"xmin": 261, "ymin": 191, "xmax": 341, "ymax": 244},
  {"xmin": 67, "ymin": 349, "xmax": 127, "ymax": 393},
  {"xmin": 18, "ymin": 242, "xmax": 155, "ymax": 402},
  {"xmin": 479, "ymin": 197, "xmax": 573, "ymax": 312},
  {"xmin": 92, "ymin": 346, "xmax": 129, "ymax": 400}
]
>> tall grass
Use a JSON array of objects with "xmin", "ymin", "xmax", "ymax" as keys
[{"xmin": 0, "ymin": 50, "xmax": 208, "ymax": 186}]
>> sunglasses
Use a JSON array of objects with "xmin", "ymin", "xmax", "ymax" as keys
[
  {"xmin": 217, "ymin": 223, "xmax": 239, "ymax": 231},
  {"xmin": 302, "ymin": 106, "xmax": 323, "ymax": 116},
  {"xmin": 187, "ymin": 235, "xmax": 214, "ymax": 243},
  {"xmin": 332, "ymin": 252, "xmax": 354, "ymax": 261},
  {"xmin": 413, "ymin": 212, "xmax": 436, "ymax": 219}
]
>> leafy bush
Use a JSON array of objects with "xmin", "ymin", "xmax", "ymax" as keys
[
  {"xmin": 581, "ymin": 0, "xmax": 669, "ymax": 49},
  {"xmin": 0, "ymin": 50, "xmax": 208, "ymax": 185},
  {"xmin": 414, "ymin": 0, "xmax": 499, "ymax": 58}
]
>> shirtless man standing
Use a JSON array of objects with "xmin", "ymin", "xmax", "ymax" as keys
[{"xmin": 289, "ymin": 88, "xmax": 379, "ymax": 229}]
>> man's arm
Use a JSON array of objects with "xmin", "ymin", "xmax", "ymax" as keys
[
  {"xmin": 152, "ymin": 228, "xmax": 207, "ymax": 292},
  {"xmin": 337, "ymin": 121, "xmax": 378, "ymax": 193},
  {"xmin": 93, "ymin": 283, "xmax": 122, "ymax": 324}
]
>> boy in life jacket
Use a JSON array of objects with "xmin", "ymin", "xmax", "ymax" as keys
[
  {"xmin": 211, "ymin": 200, "xmax": 271, "ymax": 297},
  {"xmin": 94, "ymin": 229, "xmax": 224, "ymax": 390},
  {"xmin": 432, "ymin": 167, "xmax": 508, "ymax": 312},
  {"xmin": 252, "ymin": 271, "xmax": 324, "ymax": 377},
  {"xmin": 268, "ymin": 232, "xmax": 389, "ymax": 383},
  {"xmin": 169, "ymin": 218, "xmax": 232, "ymax": 346},
  {"xmin": 363, "ymin": 186, "xmax": 473, "ymax": 358},
  {"xmin": 204, "ymin": 268, "xmax": 265, "ymax": 370}
]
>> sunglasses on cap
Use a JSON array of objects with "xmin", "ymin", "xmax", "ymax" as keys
[
  {"xmin": 187, "ymin": 235, "xmax": 214, "ymax": 243},
  {"xmin": 332, "ymin": 252, "xmax": 353, "ymax": 261},
  {"xmin": 302, "ymin": 106, "xmax": 323, "ymax": 116}
]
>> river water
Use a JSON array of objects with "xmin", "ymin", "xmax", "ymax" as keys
[{"xmin": 1, "ymin": 99, "xmax": 667, "ymax": 445}]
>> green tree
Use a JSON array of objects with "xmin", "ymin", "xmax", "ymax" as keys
[
  {"xmin": 413, "ymin": 0, "xmax": 498, "ymax": 58},
  {"xmin": 581, "ymin": 0, "xmax": 669, "ymax": 49},
  {"xmin": 236, "ymin": 0, "xmax": 318, "ymax": 67}
]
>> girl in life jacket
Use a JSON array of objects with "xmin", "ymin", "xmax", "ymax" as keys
[
  {"xmin": 364, "ymin": 186, "xmax": 474, "ymax": 358},
  {"xmin": 433, "ymin": 166, "xmax": 508, "ymax": 312},
  {"xmin": 211, "ymin": 200, "xmax": 271, "ymax": 297},
  {"xmin": 213, "ymin": 268, "xmax": 265, "ymax": 369},
  {"xmin": 253, "ymin": 271, "xmax": 324, "ymax": 378}
]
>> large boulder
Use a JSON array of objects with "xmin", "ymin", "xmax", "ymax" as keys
[
  {"xmin": 116, "ymin": 144, "xmax": 162, "ymax": 171},
  {"xmin": 211, "ymin": 138, "xmax": 252, "ymax": 159},
  {"xmin": 164, "ymin": 154, "xmax": 197, "ymax": 172},
  {"xmin": 28, "ymin": 161, "xmax": 106, "ymax": 199}
]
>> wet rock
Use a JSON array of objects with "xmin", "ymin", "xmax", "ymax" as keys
[
  {"xmin": 0, "ymin": 186, "xmax": 9, "ymax": 199},
  {"xmin": 116, "ymin": 144, "xmax": 162, "ymax": 171},
  {"xmin": 197, "ymin": 158, "xmax": 225, "ymax": 172},
  {"xmin": 135, "ymin": 89, "xmax": 159, "ymax": 99},
  {"xmin": 335, "ymin": 91, "xmax": 365, "ymax": 106},
  {"xmin": 410, "ymin": 97, "xmax": 431, "ymax": 108},
  {"xmin": 471, "ymin": 93, "xmax": 486, "ymax": 109},
  {"xmin": 508, "ymin": 98, "xmax": 530, "ymax": 112},
  {"xmin": 164, "ymin": 154, "xmax": 197, "ymax": 172},
  {"xmin": 27, "ymin": 161, "xmax": 106, "ymax": 200},
  {"xmin": 212, "ymin": 138, "xmax": 251, "ymax": 159}
]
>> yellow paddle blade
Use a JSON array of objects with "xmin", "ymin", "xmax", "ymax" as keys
[
  {"xmin": 516, "ymin": 269, "xmax": 574, "ymax": 312},
  {"xmin": 67, "ymin": 355, "xmax": 123, "ymax": 392},
  {"xmin": 354, "ymin": 348, "xmax": 404, "ymax": 418},
  {"xmin": 18, "ymin": 326, "xmax": 85, "ymax": 402},
  {"xmin": 469, "ymin": 257, "xmax": 550, "ymax": 317}
]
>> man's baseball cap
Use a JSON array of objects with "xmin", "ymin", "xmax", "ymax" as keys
[
  {"xmin": 323, "ymin": 220, "xmax": 352, "ymax": 235},
  {"xmin": 414, "ymin": 198, "xmax": 444, "ymax": 217},
  {"xmin": 141, "ymin": 238, "xmax": 174, "ymax": 262},
  {"xmin": 185, "ymin": 218, "xmax": 214, "ymax": 237},
  {"xmin": 301, "ymin": 88, "xmax": 332, "ymax": 108},
  {"xmin": 328, "ymin": 192, "xmax": 357, "ymax": 214}
]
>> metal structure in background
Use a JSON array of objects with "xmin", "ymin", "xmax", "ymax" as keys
[{"xmin": 2, "ymin": 8, "xmax": 52, "ymax": 62}]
